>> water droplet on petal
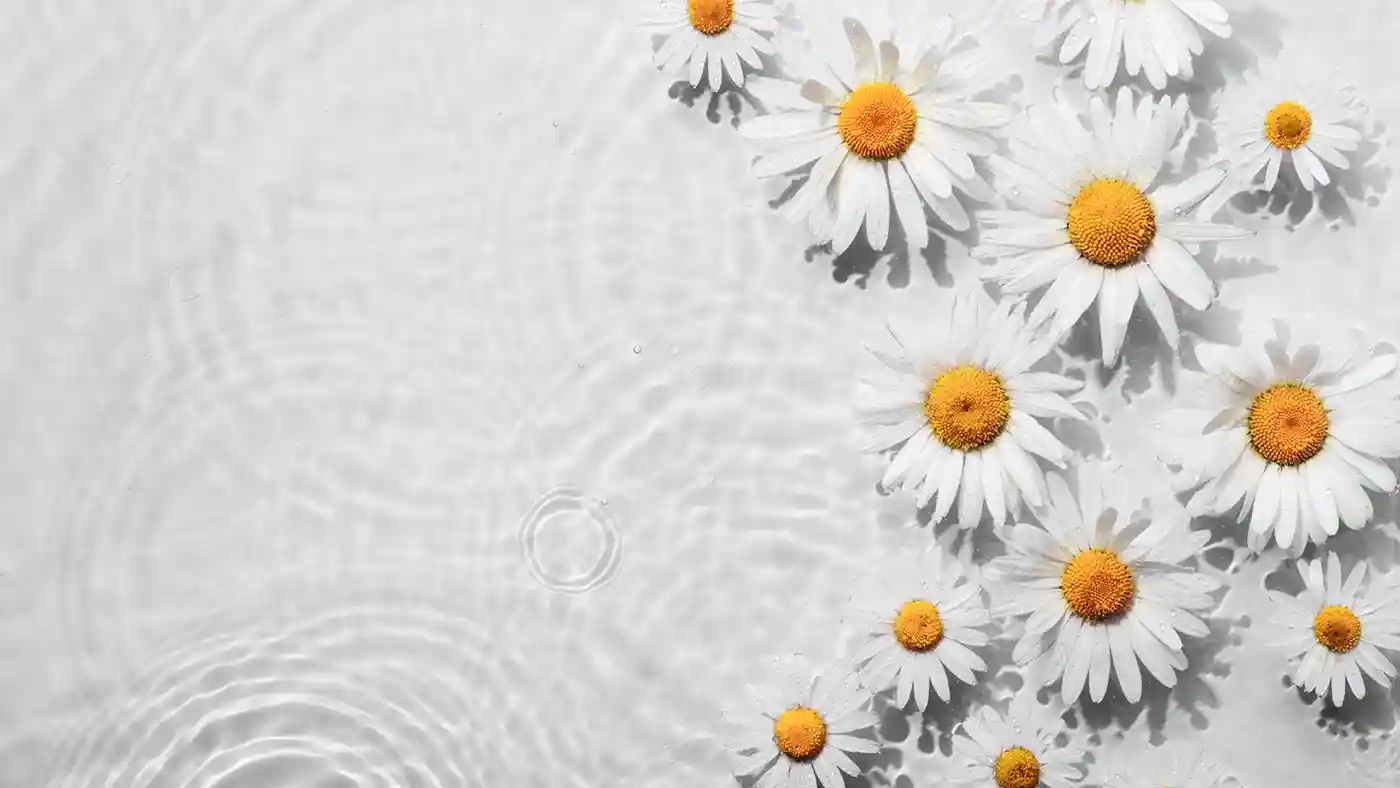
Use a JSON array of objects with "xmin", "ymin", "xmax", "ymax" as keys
[{"xmin": 633, "ymin": 344, "xmax": 644, "ymax": 354}]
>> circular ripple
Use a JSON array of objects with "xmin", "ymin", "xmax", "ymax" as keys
[
  {"xmin": 40, "ymin": 566, "xmax": 710, "ymax": 788},
  {"xmin": 519, "ymin": 487, "xmax": 623, "ymax": 594}
]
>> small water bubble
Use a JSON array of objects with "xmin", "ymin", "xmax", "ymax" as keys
[
  {"xmin": 632, "ymin": 344, "xmax": 643, "ymax": 354},
  {"xmin": 599, "ymin": 498, "xmax": 609, "ymax": 507},
  {"xmin": 1088, "ymin": 15, "xmax": 1098, "ymax": 24},
  {"xmin": 552, "ymin": 119, "xmax": 560, "ymax": 128},
  {"xmin": 669, "ymin": 345, "xmax": 680, "ymax": 356}
]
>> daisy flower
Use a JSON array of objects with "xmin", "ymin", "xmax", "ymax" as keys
[
  {"xmin": 848, "ymin": 545, "xmax": 991, "ymax": 710},
  {"xmin": 1104, "ymin": 746, "xmax": 1234, "ymax": 788},
  {"xmin": 740, "ymin": 2, "xmax": 1007, "ymax": 254},
  {"xmin": 949, "ymin": 688, "xmax": 1086, "ymax": 788},
  {"xmin": 856, "ymin": 290, "xmax": 1084, "ymax": 528},
  {"xmin": 988, "ymin": 465, "xmax": 1222, "ymax": 704},
  {"xmin": 976, "ymin": 87, "xmax": 1252, "ymax": 366},
  {"xmin": 1202, "ymin": 59, "xmax": 1365, "ymax": 215},
  {"xmin": 1031, "ymin": 0, "xmax": 1231, "ymax": 91},
  {"xmin": 643, "ymin": 0, "xmax": 777, "ymax": 91},
  {"xmin": 1174, "ymin": 331, "xmax": 1400, "ymax": 550},
  {"xmin": 725, "ymin": 657, "xmax": 879, "ymax": 788},
  {"xmin": 1266, "ymin": 553, "xmax": 1400, "ymax": 706}
]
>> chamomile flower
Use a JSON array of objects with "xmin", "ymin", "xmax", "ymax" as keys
[
  {"xmin": 857, "ymin": 289, "xmax": 1084, "ymax": 528},
  {"xmin": 1202, "ymin": 59, "xmax": 1365, "ymax": 215},
  {"xmin": 847, "ymin": 546, "xmax": 991, "ymax": 710},
  {"xmin": 988, "ymin": 466, "xmax": 1222, "ymax": 704},
  {"xmin": 1173, "ymin": 330, "xmax": 1400, "ymax": 550},
  {"xmin": 1104, "ymin": 746, "xmax": 1234, "ymax": 788},
  {"xmin": 1033, "ymin": 0, "xmax": 1231, "ymax": 91},
  {"xmin": 949, "ymin": 688, "xmax": 1086, "ymax": 788},
  {"xmin": 725, "ymin": 657, "xmax": 879, "ymax": 788},
  {"xmin": 643, "ymin": 0, "xmax": 777, "ymax": 91},
  {"xmin": 975, "ymin": 87, "xmax": 1252, "ymax": 365},
  {"xmin": 740, "ymin": 2, "xmax": 1007, "ymax": 254},
  {"xmin": 1266, "ymin": 554, "xmax": 1400, "ymax": 706}
]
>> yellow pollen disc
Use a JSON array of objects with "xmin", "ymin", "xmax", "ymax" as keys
[
  {"xmin": 994, "ymin": 747, "xmax": 1042, "ymax": 788},
  {"xmin": 687, "ymin": 0, "xmax": 734, "ymax": 36},
  {"xmin": 894, "ymin": 600, "xmax": 945, "ymax": 652},
  {"xmin": 1248, "ymin": 384, "xmax": 1329, "ymax": 467},
  {"xmin": 1066, "ymin": 178, "xmax": 1157, "ymax": 267},
  {"xmin": 837, "ymin": 83, "xmax": 918, "ymax": 160},
  {"xmin": 1314, "ymin": 605, "xmax": 1362, "ymax": 654},
  {"xmin": 1061, "ymin": 549, "xmax": 1136, "ymax": 622},
  {"xmin": 1265, "ymin": 101, "xmax": 1313, "ymax": 150},
  {"xmin": 924, "ymin": 366, "xmax": 1011, "ymax": 452},
  {"xmin": 773, "ymin": 706, "xmax": 827, "ymax": 760}
]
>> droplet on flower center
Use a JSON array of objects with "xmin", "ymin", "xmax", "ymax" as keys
[
  {"xmin": 1248, "ymin": 384, "xmax": 1329, "ymax": 466},
  {"xmin": 1066, "ymin": 178, "xmax": 1157, "ymax": 267},
  {"xmin": 773, "ymin": 706, "xmax": 827, "ymax": 760},
  {"xmin": 994, "ymin": 746, "xmax": 1041, "ymax": 788},
  {"xmin": 837, "ymin": 83, "xmax": 918, "ymax": 160},
  {"xmin": 1061, "ymin": 549, "xmax": 1136, "ymax": 622},
  {"xmin": 687, "ymin": 0, "xmax": 734, "ymax": 36},
  {"xmin": 924, "ymin": 366, "xmax": 1011, "ymax": 452},
  {"xmin": 894, "ymin": 600, "xmax": 944, "ymax": 652},
  {"xmin": 1265, "ymin": 101, "xmax": 1313, "ymax": 150},
  {"xmin": 1314, "ymin": 605, "xmax": 1362, "ymax": 653}
]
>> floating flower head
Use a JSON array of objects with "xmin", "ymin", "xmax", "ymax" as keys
[
  {"xmin": 1106, "ymin": 745, "xmax": 1235, "ymax": 788},
  {"xmin": 847, "ymin": 546, "xmax": 990, "ymax": 710},
  {"xmin": 1267, "ymin": 554, "xmax": 1400, "ymax": 706},
  {"xmin": 1028, "ymin": 0, "xmax": 1231, "ymax": 91},
  {"xmin": 857, "ymin": 290, "xmax": 1085, "ymax": 528},
  {"xmin": 725, "ymin": 657, "xmax": 879, "ymax": 788},
  {"xmin": 1171, "ymin": 328, "xmax": 1400, "ymax": 551},
  {"xmin": 976, "ymin": 87, "xmax": 1252, "ymax": 365},
  {"xmin": 949, "ymin": 687, "xmax": 1086, "ymax": 788},
  {"xmin": 988, "ymin": 465, "xmax": 1222, "ymax": 705},
  {"xmin": 740, "ymin": 2, "xmax": 1008, "ymax": 254},
  {"xmin": 1202, "ymin": 59, "xmax": 1365, "ymax": 214},
  {"xmin": 643, "ymin": 0, "xmax": 777, "ymax": 91}
]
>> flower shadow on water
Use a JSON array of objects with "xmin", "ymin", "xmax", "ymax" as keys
[
  {"xmin": 1067, "ymin": 613, "xmax": 1244, "ymax": 746},
  {"xmin": 1221, "ymin": 122, "xmax": 1392, "ymax": 230},
  {"xmin": 1046, "ymin": 256, "xmax": 1249, "ymax": 408},
  {"xmin": 668, "ymin": 79, "xmax": 756, "ymax": 127}
]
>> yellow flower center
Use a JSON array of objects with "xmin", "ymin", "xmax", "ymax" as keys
[
  {"xmin": 773, "ymin": 706, "xmax": 827, "ymax": 761},
  {"xmin": 1066, "ymin": 178, "xmax": 1157, "ymax": 267},
  {"xmin": 1265, "ymin": 101, "xmax": 1313, "ymax": 150},
  {"xmin": 924, "ymin": 366, "xmax": 1011, "ymax": 452},
  {"xmin": 837, "ymin": 83, "xmax": 919, "ymax": 161},
  {"xmin": 687, "ymin": 0, "xmax": 734, "ymax": 36},
  {"xmin": 1061, "ymin": 549, "xmax": 1136, "ymax": 622},
  {"xmin": 1314, "ymin": 605, "xmax": 1362, "ymax": 654},
  {"xmin": 893, "ymin": 600, "xmax": 945, "ymax": 652},
  {"xmin": 1248, "ymin": 384, "xmax": 1329, "ymax": 467},
  {"xmin": 994, "ymin": 747, "xmax": 1042, "ymax": 788}
]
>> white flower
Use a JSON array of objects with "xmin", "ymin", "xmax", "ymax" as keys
[
  {"xmin": 740, "ymin": 1, "xmax": 1007, "ymax": 253},
  {"xmin": 1032, "ymin": 0, "xmax": 1231, "ymax": 91},
  {"xmin": 975, "ymin": 86, "xmax": 1252, "ymax": 366},
  {"xmin": 988, "ymin": 465, "xmax": 1222, "ymax": 705},
  {"xmin": 949, "ymin": 687, "xmax": 1086, "ymax": 788},
  {"xmin": 847, "ymin": 546, "xmax": 990, "ymax": 710},
  {"xmin": 857, "ymin": 289, "xmax": 1084, "ymax": 528},
  {"xmin": 1266, "ymin": 554, "xmax": 1400, "ymax": 707},
  {"xmin": 1201, "ymin": 58, "xmax": 1365, "ymax": 215},
  {"xmin": 1172, "ymin": 329, "xmax": 1400, "ymax": 551},
  {"xmin": 725, "ymin": 657, "xmax": 879, "ymax": 788},
  {"xmin": 1103, "ymin": 746, "xmax": 1234, "ymax": 788},
  {"xmin": 643, "ymin": 0, "xmax": 778, "ymax": 91}
]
